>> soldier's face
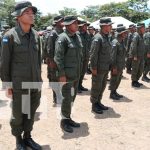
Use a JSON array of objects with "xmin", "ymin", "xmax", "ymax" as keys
[
  {"xmin": 18, "ymin": 8, "xmax": 35, "ymax": 25},
  {"xmin": 56, "ymin": 20, "xmax": 64, "ymax": 28},
  {"xmin": 140, "ymin": 26, "xmax": 145, "ymax": 34},
  {"xmin": 121, "ymin": 32, "xmax": 127, "ymax": 40},
  {"xmin": 102, "ymin": 25, "xmax": 112, "ymax": 34},
  {"xmin": 67, "ymin": 21, "xmax": 78, "ymax": 33}
]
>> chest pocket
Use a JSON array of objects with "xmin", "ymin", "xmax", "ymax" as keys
[
  {"xmin": 14, "ymin": 39, "xmax": 28, "ymax": 53},
  {"xmin": 101, "ymin": 38, "xmax": 111, "ymax": 55}
]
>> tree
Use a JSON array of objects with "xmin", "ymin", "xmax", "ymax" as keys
[
  {"xmin": 0, "ymin": 0, "xmax": 15, "ymax": 27},
  {"xmin": 59, "ymin": 7, "xmax": 77, "ymax": 16}
]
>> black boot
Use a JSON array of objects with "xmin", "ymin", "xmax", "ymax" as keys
[
  {"xmin": 137, "ymin": 81, "xmax": 143, "ymax": 86},
  {"xmin": 16, "ymin": 135, "xmax": 26, "ymax": 150},
  {"xmin": 131, "ymin": 81, "xmax": 140, "ymax": 88},
  {"xmin": 68, "ymin": 119, "xmax": 80, "ymax": 128},
  {"xmin": 110, "ymin": 91, "xmax": 120, "ymax": 100},
  {"xmin": 142, "ymin": 75, "xmax": 150, "ymax": 82},
  {"xmin": 80, "ymin": 85, "xmax": 88, "ymax": 91},
  {"xmin": 60, "ymin": 119, "xmax": 73, "ymax": 133},
  {"xmin": 92, "ymin": 103, "xmax": 103, "ymax": 114},
  {"xmin": 23, "ymin": 132, "xmax": 42, "ymax": 150},
  {"xmin": 53, "ymin": 91, "xmax": 57, "ymax": 104},
  {"xmin": 115, "ymin": 90, "xmax": 123, "ymax": 98},
  {"xmin": 126, "ymin": 69, "xmax": 131, "ymax": 74},
  {"xmin": 98, "ymin": 103, "xmax": 109, "ymax": 110},
  {"xmin": 78, "ymin": 87, "xmax": 82, "ymax": 93}
]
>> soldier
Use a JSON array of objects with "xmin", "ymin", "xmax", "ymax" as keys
[
  {"xmin": 43, "ymin": 16, "xmax": 64, "ymax": 104},
  {"xmin": 0, "ymin": 1, "xmax": 42, "ymax": 150},
  {"xmin": 130, "ymin": 23, "xmax": 145, "ymax": 88},
  {"xmin": 87, "ymin": 26, "xmax": 95, "ymax": 74},
  {"xmin": 90, "ymin": 18, "xmax": 113, "ymax": 114},
  {"xmin": 110, "ymin": 25, "xmax": 128, "ymax": 100},
  {"xmin": 142, "ymin": 24, "xmax": 150, "ymax": 82},
  {"xmin": 126, "ymin": 24, "xmax": 136, "ymax": 74},
  {"xmin": 77, "ymin": 20, "xmax": 91, "ymax": 93},
  {"xmin": 54, "ymin": 16, "xmax": 83, "ymax": 133}
]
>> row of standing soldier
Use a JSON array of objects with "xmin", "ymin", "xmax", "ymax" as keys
[
  {"xmin": 0, "ymin": 1, "xmax": 150, "ymax": 149},
  {"xmin": 42, "ymin": 16, "xmax": 150, "ymax": 133}
]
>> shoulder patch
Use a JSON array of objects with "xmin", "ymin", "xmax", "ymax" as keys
[
  {"xmin": 2, "ymin": 37, "xmax": 8, "ymax": 43},
  {"xmin": 94, "ymin": 39, "xmax": 98, "ymax": 42}
]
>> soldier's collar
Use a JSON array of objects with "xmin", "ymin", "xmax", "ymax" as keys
[
  {"xmin": 65, "ymin": 30, "xmax": 76, "ymax": 37},
  {"xmin": 16, "ymin": 24, "xmax": 32, "ymax": 36}
]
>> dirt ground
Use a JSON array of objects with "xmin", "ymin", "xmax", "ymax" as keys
[{"xmin": 0, "ymin": 64, "xmax": 150, "ymax": 150}]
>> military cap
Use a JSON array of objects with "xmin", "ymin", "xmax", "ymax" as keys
[
  {"xmin": 88, "ymin": 26, "xmax": 95, "ymax": 30},
  {"xmin": 63, "ymin": 15, "xmax": 78, "ymax": 26},
  {"xmin": 117, "ymin": 24, "xmax": 123, "ymax": 27},
  {"xmin": 136, "ymin": 23, "xmax": 145, "ymax": 28},
  {"xmin": 78, "ymin": 20, "xmax": 88, "ymax": 26},
  {"xmin": 129, "ymin": 24, "xmax": 136, "ymax": 28},
  {"xmin": 116, "ymin": 25, "xmax": 128, "ymax": 34},
  {"xmin": 11, "ymin": 1, "xmax": 37, "ymax": 17},
  {"xmin": 2, "ymin": 25, "xmax": 10, "ymax": 30},
  {"xmin": 99, "ymin": 17, "xmax": 113, "ymax": 26},
  {"xmin": 54, "ymin": 15, "xmax": 64, "ymax": 23}
]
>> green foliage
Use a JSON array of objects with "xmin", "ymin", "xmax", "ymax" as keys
[{"xmin": 59, "ymin": 7, "xmax": 77, "ymax": 16}]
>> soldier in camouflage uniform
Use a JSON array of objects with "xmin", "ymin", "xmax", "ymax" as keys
[
  {"xmin": 77, "ymin": 20, "xmax": 91, "ymax": 93},
  {"xmin": 142, "ymin": 24, "xmax": 150, "ymax": 82},
  {"xmin": 110, "ymin": 25, "xmax": 128, "ymax": 100},
  {"xmin": 0, "ymin": 1, "xmax": 42, "ymax": 150},
  {"xmin": 126, "ymin": 24, "xmax": 136, "ymax": 74},
  {"xmin": 90, "ymin": 18, "xmax": 113, "ymax": 114},
  {"xmin": 130, "ymin": 23, "xmax": 145, "ymax": 88},
  {"xmin": 54, "ymin": 16, "xmax": 83, "ymax": 133},
  {"xmin": 43, "ymin": 16, "xmax": 64, "ymax": 104}
]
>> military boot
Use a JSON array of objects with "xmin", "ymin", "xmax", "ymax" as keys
[
  {"xmin": 142, "ymin": 75, "xmax": 150, "ymax": 82},
  {"xmin": 60, "ymin": 119, "xmax": 73, "ymax": 133},
  {"xmin": 98, "ymin": 103, "xmax": 109, "ymax": 110},
  {"xmin": 115, "ymin": 90, "xmax": 123, "ymax": 98},
  {"xmin": 92, "ymin": 103, "xmax": 103, "ymax": 114},
  {"xmin": 132, "ymin": 81, "xmax": 140, "ymax": 88},
  {"xmin": 16, "ymin": 135, "xmax": 26, "ymax": 150},
  {"xmin": 23, "ymin": 132, "xmax": 42, "ymax": 150},
  {"xmin": 80, "ymin": 85, "xmax": 88, "ymax": 91},
  {"xmin": 110, "ymin": 91, "xmax": 120, "ymax": 100},
  {"xmin": 68, "ymin": 119, "xmax": 80, "ymax": 128}
]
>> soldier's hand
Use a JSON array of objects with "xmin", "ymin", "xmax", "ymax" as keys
[
  {"xmin": 59, "ymin": 76, "xmax": 67, "ymax": 83},
  {"xmin": 45, "ymin": 58, "xmax": 50, "ymax": 64},
  {"xmin": 147, "ymin": 53, "xmax": 150, "ymax": 58},
  {"xmin": 112, "ymin": 68, "xmax": 118, "ymax": 75},
  {"xmin": 6, "ymin": 88, "xmax": 13, "ymax": 99},
  {"xmin": 133, "ymin": 57, "xmax": 138, "ymax": 61},
  {"xmin": 92, "ymin": 69, "xmax": 97, "ymax": 76}
]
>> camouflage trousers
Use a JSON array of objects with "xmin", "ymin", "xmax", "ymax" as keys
[
  {"xmin": 90, "ymin": 70, "xmax": 109, "ymax": 104},
  {"xmin": 61, "ymin": 80, "xmax": 78, "ymax": 118},
  {"xmin": 109, "ymin": 70, "xmax": 123, "ymax": 91},
  {"xmin": 10, "ymin": 89, "xmax": 41, "ymax": 136},
  {"xmin": 131, "ymin": 59, "xmax": 144, "ymax": 81},
  {"xmin": 79, "ymin": 59, "xmax": 89, "ymax": 87},
  {"xmin": 143, "ymin": 58, "xmax": 150, "ymax": 75}
]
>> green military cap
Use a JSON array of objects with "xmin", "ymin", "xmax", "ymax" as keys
[
  {"xmin": 78, "ymin": 20, "xmax": 90, "ymax": 27},
  {"xmin": 116, "ymin": 25, "xmax": 128, "ymax": 34},
  {"xmin": 136, "ymin": 22, "xmax": 145, "ymax": 28},
  {"xmin": 117, "ymin": 24, "xmax": 123, "ymax": 27},
  {"xmin": 2, "ymin": 25, "xmax": 10, "ymax": 30},
  {"xmin": 53, "ymin": 15, "xmax": 64, "ymax": 23},
  {"xmin": 99, "ymin": 17, "xmax": 113, "ymax": 26},
  {"xmin": 63, "ymin": 15, "xmax": 78, "ymax": 26},
  {"xmin": 11, "ymin": 1, "xmax": 37, "ymax": 17},
  {"xmin": 129, "ymin": 24, "xmax": 136, "ymax": 29},
  {"xmin": 88, "ymin": 26, "xmax": 95, "ymax": 30}
]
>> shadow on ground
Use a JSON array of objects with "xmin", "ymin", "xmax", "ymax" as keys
[
  {"xmin": 62, "ymin": 122, "xmax": 89, "ymax": 140},
  {"xmin": 94, "ymin": 107, "xmax": 121, "ymax": 119},
  {"xmin": 34, "ymin": 112, "xmax": 42, "ymax": 122},
  {"xmin": 112, "ymin": 96, "xmax": 133, "ymax": 103},
  {"xmin": 0, "ymin": 99, "xmax": 8, "ymax": 108}
]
